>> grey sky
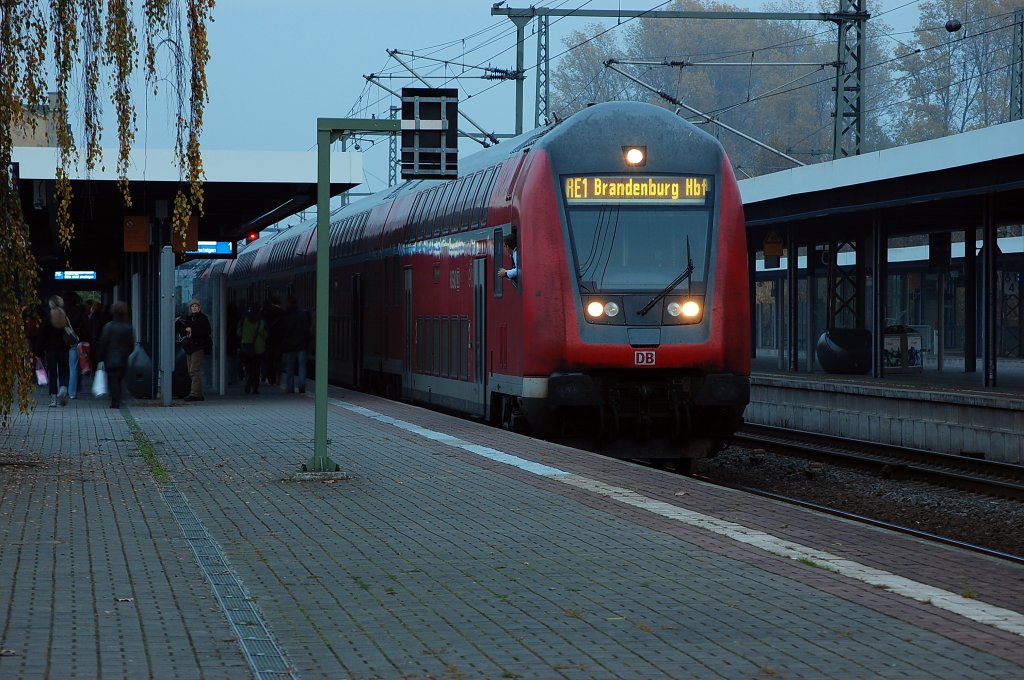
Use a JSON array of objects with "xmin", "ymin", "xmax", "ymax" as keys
[{"xmin": 131, "ymin": 1, "xmax": 926, "ymax": 192}]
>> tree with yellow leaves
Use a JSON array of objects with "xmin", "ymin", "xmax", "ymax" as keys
[{"xmin": 0, "ymin": 0, "xmax": 214, "ymax": 426}]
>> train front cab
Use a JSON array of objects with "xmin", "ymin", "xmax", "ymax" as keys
[{"xmin": 503, "ymin": 103, "xmax": 750, "ymax": 459}]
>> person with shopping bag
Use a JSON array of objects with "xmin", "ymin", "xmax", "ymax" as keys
[{"xmin": 94, "ymin": 301, "xmax": 135, "ymax": 408}]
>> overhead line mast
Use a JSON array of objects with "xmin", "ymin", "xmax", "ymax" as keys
[{"xmin": 491, "ymin": 2, "xmax": 867, "ymax": 157}]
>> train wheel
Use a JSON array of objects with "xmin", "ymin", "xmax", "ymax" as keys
[
  {"xmin": 495, "ymin": 394, "xmax": 520, "ymax": 432},
  {"xmin": 508, "ymin": 397, "xmax": 529, "ymax": 434}
]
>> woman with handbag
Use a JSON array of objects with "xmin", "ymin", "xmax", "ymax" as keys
[
  {"xmin": 95, "ymin": 301, "xmax": 135, "ymax": 409},
  {"xmin": 39, "ymin": 295, "xmax": 71, "ymax": 407}
]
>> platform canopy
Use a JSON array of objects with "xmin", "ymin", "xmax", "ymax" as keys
[
  {"xmin": 739, "ymin": 118, "xmax": 1024, "ymax": 243},
  {"xmin": 11, "ymin": 146, "xmax": 362, "ymax": 288}
]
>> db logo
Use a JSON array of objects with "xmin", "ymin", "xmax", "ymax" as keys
[{"xmin": 634, "ymin": 350, "xmax": 656, "ymax": 366}]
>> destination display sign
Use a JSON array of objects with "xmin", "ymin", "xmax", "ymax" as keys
[
  {"xmin": 54, "ymin": 270, "xmax": 97, "ymax": 280},
  {"xmin": 564, "ymin": 175, "xmax": 708, "ymax": 205}
]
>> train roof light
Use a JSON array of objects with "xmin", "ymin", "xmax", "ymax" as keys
[{"xmin": 623, "ymin": 146, "xmax": 646, "ymax": 166}]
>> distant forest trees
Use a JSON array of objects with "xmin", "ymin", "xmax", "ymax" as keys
[{"xmin": 547, "ymin": 0, "xmax": 1021, "ymax": 177}]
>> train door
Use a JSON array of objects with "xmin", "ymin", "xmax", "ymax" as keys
[
  {"xmin": 352, "ymin": 273, "xmax": 363, "ymax": 388},
  {"xmin": 473, "ymin": 257, "xmax": 487, "ymax": 416},
  {"xmin": 403, "ymin": 267, "xmax": 412, "ymax": 393}
]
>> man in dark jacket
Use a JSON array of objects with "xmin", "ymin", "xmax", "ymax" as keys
[{"xmin": 181, "ymin": 298, "xmax": 212, "ymax": 401}]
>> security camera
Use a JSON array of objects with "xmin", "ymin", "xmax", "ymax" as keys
[{"xmin": 945, "ymin": 19, "xmax": 962, "ymax": 32}]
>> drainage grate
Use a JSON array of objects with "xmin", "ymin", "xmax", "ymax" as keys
[{"xmin": 161, "ymin": 485, "xmax": 297, "ymax": 679}]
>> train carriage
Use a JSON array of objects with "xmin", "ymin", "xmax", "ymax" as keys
[{"xmin": 217, "ymin": 101, "xmax": 751, "ymax": 462}]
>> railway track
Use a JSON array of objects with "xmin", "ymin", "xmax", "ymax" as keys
[
  {"xmin": 733, "ymin": 423, "xmax": 1024, "ymax": 501},
  {"xmin": 693, "ymin": 470, "xmax": 1024, "ymax": 565}
]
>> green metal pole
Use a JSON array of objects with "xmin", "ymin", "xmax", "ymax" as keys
[{"xmin": 306, "ymin": 124, "xmax": 338, "ymax": 472}]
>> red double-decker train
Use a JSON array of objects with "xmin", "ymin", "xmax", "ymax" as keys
[{"xmin": 214, "ymin": 101, "xmax": 750, "ymax": 462}]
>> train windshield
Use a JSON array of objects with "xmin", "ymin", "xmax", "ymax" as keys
[{"xmin": 566, "ymin": 204, "xmax": 710, "ymax": 292}]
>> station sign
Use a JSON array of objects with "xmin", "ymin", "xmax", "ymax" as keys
[
  {"xmin": 185, "ymin": 240, "xmax": 236, "ymax": 259},
  {"xmin": 54, "ymin": 270, "xmax": 97, "ymax": 280},
  {"xmin": 564, "ymin": 175, "xmax": 708, "ymax": 205},
  {"xmin": 762, "ymin": 230, "xmax": 783, "ymax": 269}
]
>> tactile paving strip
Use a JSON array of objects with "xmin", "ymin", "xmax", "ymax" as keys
[{"xmin": 160, "ymin": 484, "xmax": 297, "ymax": 680}]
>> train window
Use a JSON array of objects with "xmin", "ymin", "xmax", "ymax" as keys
[
  {"xmin": 475, "ymin": 166, "xmax": 499, "ymax": 228},
  {"xmin": 567, "ymin": 204, "xmax": 711, "ymax": 292},
  {"xmin": 330, "ymin": 219, "xmax": 345, "ymax": 258},
  {"xmin": 344, "ymin": 217, "xmax": 358, "ymax": 256},
  {"xmin": 459, "ymin": 316, "xmax": 469, "ymax": 380},
  {"xmin": 460, "ymin": 171, "xmax": 484, "ymax": 231},
  {"xmin": 446, "ymin": 178, "xmax": 467, "ymax": 234},
  {"xmin": 441, "ymin": 316, "xmax": 449, "ymax": 377},
  {"xmin": 234, "ymin": 250, "xmax": 257, "ymax": 279},
  {"xmin": 421, "ymin": 187, "xmax": 441, "ymax": 241},
  {"xmin": 392, "ymin": 255, "xmax": 401, "ymax": 307},
  {"xmin": 433, "ymin": 316, "xmax": 441, "ymax": 375},
  {"xmin": 406, "ymin": 192, "xmax": 425, "ymax": 242},
  {"xmin": 416, "ymin": 316, "xmax": 428, "ymax": 373},
  {"xmin": 354, "ymin": 212, "xmax": 369, "ymax": 253},
  {"xmin": 449, "ymin": 317, "xmax": 459, "ymax": 380},
  {"xmin": 433, "ymin": 182, "xmax": 455, "ymax": 236},
  {"xmin": 345, "ymin": 213, "xmax": 359, "ymax": 255}
]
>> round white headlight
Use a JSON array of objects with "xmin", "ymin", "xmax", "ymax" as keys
[
  {"xmin": 666, "ymin": 302, "xmax": 681, "ymax": 317},
  {"xmin": 586, "ymin": 301, "xmax": 605, "ymax": 317},
  {"xmin": 603, "ymin": 301, "xmax": 620, "ymax": 317},
  {"xmin": 625, "ymin": 147, "xmax": 645, "ymax": 165},
  {"xmin": 682, "ymin": 300, "xmax": 701, "ymax": 318}
]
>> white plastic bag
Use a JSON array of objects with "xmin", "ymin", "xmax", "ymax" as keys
[
  {"xmin": 92, "ymin": 362, "xmax": 108, "ymax": 398},
  {"xmin": 35, "ymin": 357, "xmax": 48, "ymax": 386}
]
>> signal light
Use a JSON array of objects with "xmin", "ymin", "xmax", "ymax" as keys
[{"xmin": 246, "ymin": 231, "xmax": 259, "ymax": 243}]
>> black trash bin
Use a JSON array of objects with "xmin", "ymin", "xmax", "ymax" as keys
[
  {"xmin": 126, "ymin": 342, "xmax": 153, "ymax": 399},
  {"xmin": 172, "ymin": 344, "xmax": 191, "ymax": 398},
  {"xmin": 125, "ymin": 342, "xmax": 192, "ymax": 399},
  {"xmin": 815, "ymin": 328, "xmax": 871, "ymax": 375}
]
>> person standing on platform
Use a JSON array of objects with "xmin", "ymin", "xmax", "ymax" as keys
[
  {"xmin": 65, "ymin": 292, "xmax": 87, "ymax": 400},
  {"xmin": 181, "ymin": 298, "xmax": 212, "ymax": 402},
  {"xmin": 237, "ymin": 306, "xmax": 267, "ymax": 395},
  {"xmin": 40, "ymin": 295, "xmax": 71, "ymax": 407},
  {"xmin": 95, "ymin": 301, "xmax": 135, "ymax": 408},
  {"xmin": 262, "ymin": 297, "xmax": 284, "ymax": 387},
  {"xmin": 277, "ymin": 296, "xmax": 311, "ymax": 394}
]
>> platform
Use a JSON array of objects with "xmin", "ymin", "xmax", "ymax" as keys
[
  {"xmin": 1, "ymin": 381, "xmax": 1023, "ymax": 678},
  {"xmin": 749, "ymin": 355, "xmax": 1024, "ymax": 463}
]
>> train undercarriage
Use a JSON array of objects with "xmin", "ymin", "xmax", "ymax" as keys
[{"xmin": 512, "ymin": 371, "xmax": 750, "ymax": 461}]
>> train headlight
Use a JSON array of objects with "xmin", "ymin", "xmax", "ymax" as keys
[
  {"xmin": 666, "ymin": 301, "xmax": 681, "ymax": 317},
  {"xmin": 681, "ymin": 300, "xmax": 701, "ymax": 318},
  {"xmin": 584, "ymin": 296, "xmax": 625, "ymax": 323},
  {"xmin": 623, "ymin": 145, "xmax": 647, "ymax": 166}
]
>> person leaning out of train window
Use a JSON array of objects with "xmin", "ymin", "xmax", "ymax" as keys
[
  {"xmin": 497, "ymin": 232, "xmax": 520, "ymax": 288},
  {"xmin": 181, "ymin": 298, "xmax": 212, "ymax": 402}
]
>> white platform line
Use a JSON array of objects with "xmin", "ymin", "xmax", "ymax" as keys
[{"xmin": 335, "ymin": 399, "xmax": 1024, "ymax": 637}]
